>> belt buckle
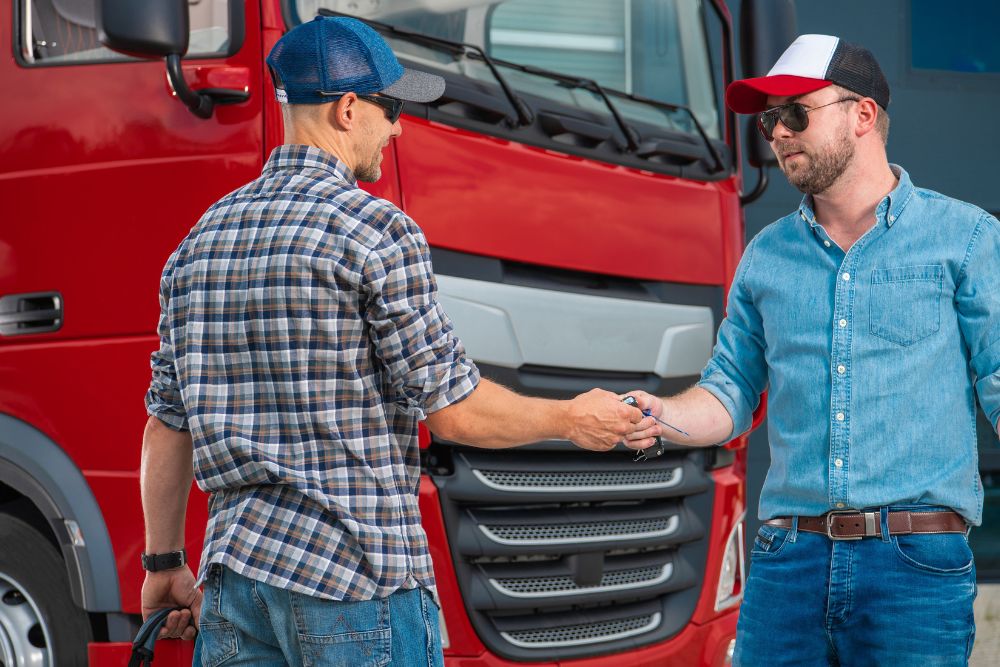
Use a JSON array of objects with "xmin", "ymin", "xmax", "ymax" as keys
[{"xmin": 825, "ymin": 510, "xmax": 863, "ymax": 540}]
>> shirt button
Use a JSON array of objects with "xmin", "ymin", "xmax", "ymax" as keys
[
  {"xmin": 836, "ymin": 412, "xmax": 845, "ymax": 421},
  {"xmin": 837, "ymin": 365, "xmax": 846, "ymax": 374},
  {"xmin": 836, "ymin": 502, "xmax": 846, "ymax": 508},
  {"xmin": 889, "ymin": 214, "xmax": 896, "ymax": 222},
  {"xmin": 835, "ymin": 458, "xmax": 844, "ymax": 468},
  {"xmin": 824, "ymin": 240, "xmax": 831, "ymax": 247},
  {"xmin": 839, "ymin": 319, "xmax": 848, "ymax": 328},
  {"xmin": 842, "ymin": 272, "xmax": 850, "ymax": 281}
]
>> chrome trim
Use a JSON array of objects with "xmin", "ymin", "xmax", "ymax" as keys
[
  {"xmin": 500, "ymin": 612, "xmax": 662, "ymax": 649},
  {"xmin": 471, "ymin": 467, "xmax": 683, "ymax": 493},
  {"xmin": 23, "ymin": 1, "xmax": 34, "ymax": 63},
  {"xmin": 489, "ymin": 563, "xmax": 673, "ymax": 599},
  {"xmin": 479, "ymin": 515, "xmax": 680, "ymax": 546}
]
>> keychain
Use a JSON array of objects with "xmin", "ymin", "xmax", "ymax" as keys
[{"xmin": 621, "ymin": 395, "xmax": 688, "ymax": 462}]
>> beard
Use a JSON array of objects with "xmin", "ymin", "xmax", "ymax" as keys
[
  {"xmin": 354, "ymin": 123, "xmax": 388, "ymax": 183},
  {"xmin": 354, "ymin": 151, "xmax": 382, "ymax": 183},
  {"xmin": 776, "ymin": 125, "xmax": 855, "ymax": 195}
]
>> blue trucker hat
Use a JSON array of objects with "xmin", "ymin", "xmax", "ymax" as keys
[{"xmin": 266, "ymin": 16, "xmax": 445, "ymax": 104}]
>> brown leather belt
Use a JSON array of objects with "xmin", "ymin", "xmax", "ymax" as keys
[{"xmin": 765, "ymin": 510, "xmax": 967, "ymax": 541}]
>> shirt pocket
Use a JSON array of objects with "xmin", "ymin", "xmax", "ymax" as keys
[{"xmin": 869, "ymin": 265, "xmax": 943, "ymax": 346}]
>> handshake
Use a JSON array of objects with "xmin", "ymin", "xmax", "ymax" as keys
[{"xmin": 563, "ymin": 388, "xmax": 677, "ymax": 457}]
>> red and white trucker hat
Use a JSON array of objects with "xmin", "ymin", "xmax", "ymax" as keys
[{"xmin": 726, "ymin": 34, "xmax": 890, "ymax": 114}]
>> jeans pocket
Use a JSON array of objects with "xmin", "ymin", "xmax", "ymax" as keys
[
  {"xmin": 198, "ymin": 621, "xmax": 239, "ymax": 667},
  {"xmin": 751, "ymin": 524, "xmax": 790, "ymax": 557},
  {"xmin": 290, "ymin": 593, "xmax": 391, "ymax": 667},
  {"xmin": 869, "ymin": 265, "xmax": 943, "ymax": 346},
  {"xmin": 891, "ymin": 532, "xmax": 974, "ymax": 574}
]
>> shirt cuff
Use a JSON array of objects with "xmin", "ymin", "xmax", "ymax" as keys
[
  {"xmin": 420, "ymin": 360, "xmax": 481, "ymax": 418},
  {"xmin": 145, "ymin": 401, "xmax": 189, "ymax": 432},
  {"xmin": 697, "ymin": 371, "xmax": 753, "ymax": 442}
]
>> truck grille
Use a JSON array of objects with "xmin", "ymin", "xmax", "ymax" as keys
[
  {"xmin": 480, "ymin": 515, "xmax": 679, "ymax": 545},
  {"xmin": 490, "ymin": 563, "xmax": 673, "ymax": 597},
  {"xmin": 429, "ymin": 445, "xmax": 714, "ymax": 661},
  {"xmin": 501, "ymin": 612, "xmax": 662, "ymax": 648},
  {"xmin": 474, "ymin": 467, "xmax": 683, "ymax": 491}
]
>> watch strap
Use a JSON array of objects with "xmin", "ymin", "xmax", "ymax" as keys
[{"xmin": 141, "ymin": 549, "xmax": 187, "ymax": 572}]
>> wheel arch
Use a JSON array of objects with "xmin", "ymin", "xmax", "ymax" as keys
[{"xmin": 0, "ymin": 413, "xmax": 121, "ymax": 612}]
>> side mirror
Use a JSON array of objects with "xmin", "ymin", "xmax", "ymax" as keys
[
  {"xmin": 96, "ymin": 0, "xmax": 248, "ymax": 119},
  {"xmin": 96, "ymin": 0, "xmax": 189, "ymax": 59},
  {"xmin": 738, "ymin": 0, "xmax": 796, "ymax": 204}
]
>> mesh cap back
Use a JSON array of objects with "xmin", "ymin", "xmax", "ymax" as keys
[{"xmin": 267, "ymin": 16, "xmax": 443, "ymax": 105}]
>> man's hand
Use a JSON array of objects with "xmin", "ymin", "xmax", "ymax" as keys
[
  {"xmin": 140, "ymin": 568, "xmax": 202, "ymax": 641},
  {"xmin": 618, "ymin": 390, "xmax": 666, "ymax": 450},
  {"xmin": 564, "ymin": 388, "xmax": 653, "ymax": 451}
]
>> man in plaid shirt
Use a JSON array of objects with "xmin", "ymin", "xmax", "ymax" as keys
[{"xmin": 138, "ymin": 17, "xmax": 653, "ymax": 666}]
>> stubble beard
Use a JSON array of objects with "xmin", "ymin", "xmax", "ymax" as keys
[
  {"xmin": 777, "ymin": 125, "xmax": 855, "ymax": 196},
  {"xmin": 354, "ymin": 151, "xmax": 382, "ymax": 183},
  {"xmin": 355, "ymin": 125, "xmax": 387, "ymax": 183}
]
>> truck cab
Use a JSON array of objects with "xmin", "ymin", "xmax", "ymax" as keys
[{"xmin": 0, "ymin": 1, "xmax": 778, "ymax": 665}]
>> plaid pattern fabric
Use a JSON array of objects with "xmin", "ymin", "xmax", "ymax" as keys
[{"xmin": 146, "ymin": 145, "xmax": 480, "ymax": 601}]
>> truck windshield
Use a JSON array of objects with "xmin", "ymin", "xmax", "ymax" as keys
[{"xmin": 292, "ymin": 0, "xmax": 721, "ymax": 140}]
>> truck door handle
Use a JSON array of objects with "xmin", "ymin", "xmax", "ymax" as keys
[{"xmin": 0, "ymin": 292, "xmax": 63, "ymax": 336}]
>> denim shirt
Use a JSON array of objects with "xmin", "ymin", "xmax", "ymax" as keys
[{"xmin": 699, "ymin": 166, "xmax": 1000, "ymax": 525}]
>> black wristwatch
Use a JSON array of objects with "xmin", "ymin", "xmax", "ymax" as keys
[{"xmin": 141, "ymin": 549, "xmax": 187, "ymax": 572}]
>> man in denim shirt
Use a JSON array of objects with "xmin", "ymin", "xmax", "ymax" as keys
[{"xmin": 627, "ymin": 35, "xmax": 999, "ymax": 665}]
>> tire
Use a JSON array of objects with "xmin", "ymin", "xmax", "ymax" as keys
[{"xmin": 0, "ymin": 513, "xmax": 93, "ymax": 666}]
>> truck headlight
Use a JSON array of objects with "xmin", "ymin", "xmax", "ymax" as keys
[{"xmin": 714, "ymin": 512, "xmax": 745, "ymax": 611}]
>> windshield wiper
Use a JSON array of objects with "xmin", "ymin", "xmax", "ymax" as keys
[
  {"xmin": 478, "ymin": 57, "xmax": 640, "ymax": 153},
  {"xmin": 484, "ymin": 56, "xmax": 723, "ymax": 172},
  {"xmin": 316, "ymin": 9, "xmax": 723, "ymax": 172},
  {"xmin": 608, "ymin": 89, "xmax": 726, "ymax": 173},
  {"xmin": 317, "ymin": 8, "xmax": 532, "ymax": 127}
]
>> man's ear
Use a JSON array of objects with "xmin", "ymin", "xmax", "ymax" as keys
[
  {"xmin": 854, "ymin": 97, "xmax": 879, "ymax": 138},
  {"xmin": 328, "ymin": 93, "xmax": 357, "ymax": 131}
]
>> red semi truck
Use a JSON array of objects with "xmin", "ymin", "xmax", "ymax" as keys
[{"xmin": 0, "ymin": 1, "xmax": 786, "ymax": 664}]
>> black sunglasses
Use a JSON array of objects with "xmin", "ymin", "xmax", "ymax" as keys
[
  {"xmin": 357, "ymin": 94, "xmax": 404, "ymax": 123},
  {"xmin": 321, "ymin": 91, "xmax": 405, "ymax": 124},
  {"xmin": 756, "ymin": 97, "xmax": 859, "ymax": 142}
]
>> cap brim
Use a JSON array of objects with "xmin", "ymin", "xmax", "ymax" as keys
[
  {"xmin": 725, "ymin": 75, "xmax": 833, "ymax": 113},
  {"xmin": 380, "ymin": 68, "xmax": 446, "ymax": 103}
]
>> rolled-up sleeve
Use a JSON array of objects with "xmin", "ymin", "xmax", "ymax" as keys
[
  {"xmin": 363, "ymin": 214, "xmax": 480, "ymax": 419},
  {"xmin": 144, "ymin": 266, "xmax": 189, "ymax": 431},
  {"xmin": 957, "ymin": 213, "xmax": 1000, "ymax": 432},
  {"xmin": 697, "ymin": 236, "xmax": 768, "ymax": 440}
]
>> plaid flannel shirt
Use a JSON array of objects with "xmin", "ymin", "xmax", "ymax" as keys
[{"xmin": 145, "ymin": 145, "xmax": 480, "ymax": 601}]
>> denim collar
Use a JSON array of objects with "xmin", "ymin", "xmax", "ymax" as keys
[{"xmin": 797, "ymin": 164, "xmax": 915, "ymax": 229}]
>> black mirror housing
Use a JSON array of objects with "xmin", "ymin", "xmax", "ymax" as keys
[{"xmin": 97, "ymin": 0, "xmax": 189, "ymax": 59}]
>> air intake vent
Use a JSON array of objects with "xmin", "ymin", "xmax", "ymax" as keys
[
  {"xmin": 480, "ymin": 515, "xmax": 679, "ymax": 545},
  {"xmin": 474, "ymin": 467, "xmax": 683, "ymax": 492},
  {"xmin": 429, "ymin": 446, "xmax": 715, "ymax": 661},
  {"xmin": 501, "ymin": 612, "xmax": 662, "ymax": 648},
  {"xmin": 490, "ymin": 563, "xmax": 673, "ymax": 598}
]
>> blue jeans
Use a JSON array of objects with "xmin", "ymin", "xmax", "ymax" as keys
[
  {"xmin": 734, "ymin": 508, "xmax": 977, "ymax": 666},
  {"xmin": 194, "ymin": 564, "xmax": 444, "ymax": 666}
]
